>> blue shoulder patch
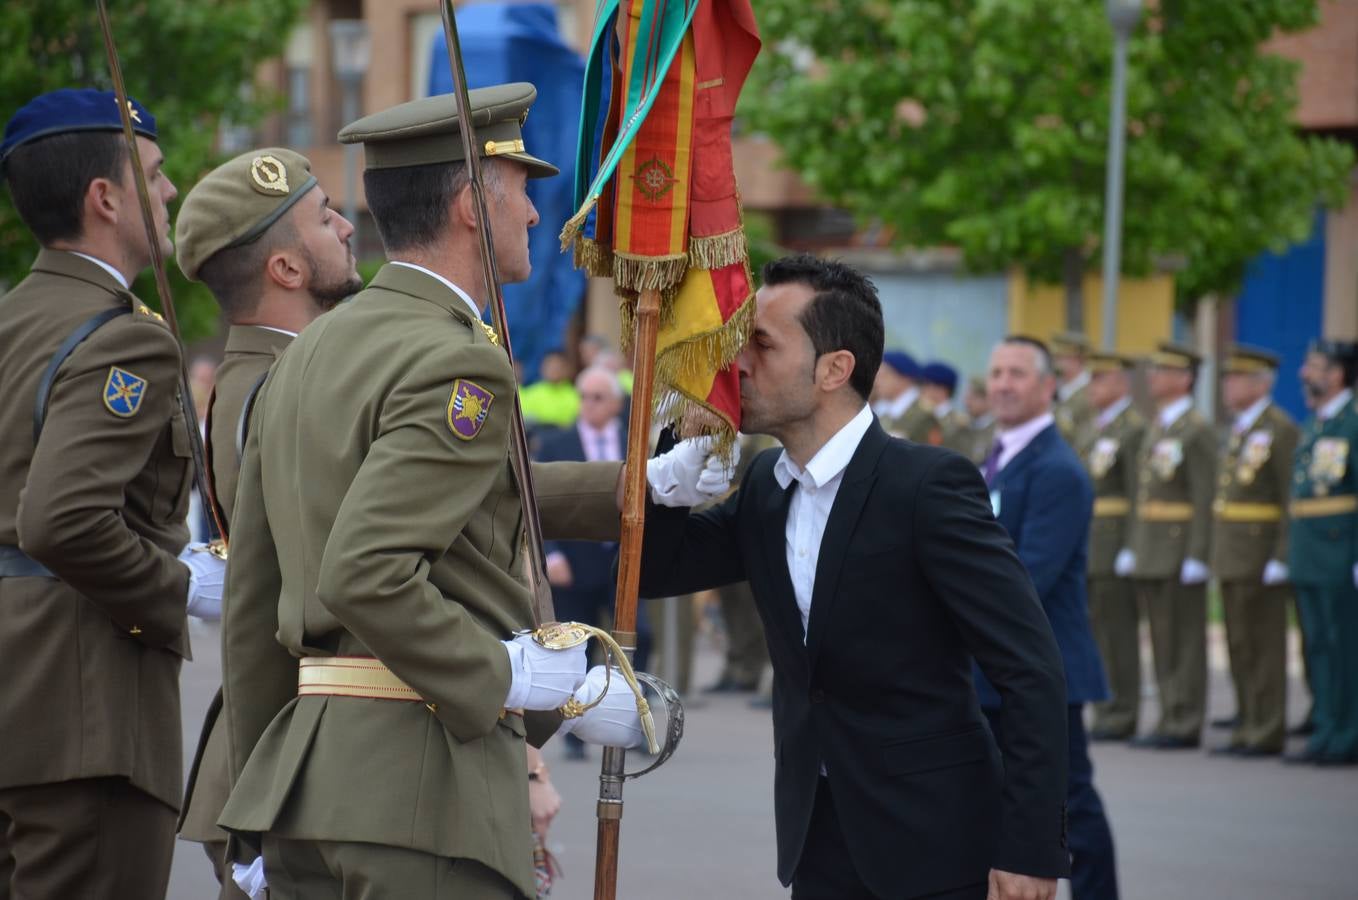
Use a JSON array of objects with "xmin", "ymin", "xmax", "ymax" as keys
[{"xmin": 103, "ymin": 366, "xmax": 147, "ymax": 418}]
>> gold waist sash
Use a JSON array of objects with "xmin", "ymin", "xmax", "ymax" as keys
[
  {"xmin": 1093, "ymin": 497, "xmax": 1130, "ymax": 517},
  {"xmin": 1214, "ymin": 501, "xmax": 1282, "ymax": 523},
  {"xmin": 1137, "ymin": 501, "xmax": 1194, "ymax": 522},
  {"xmin": 1291, "ymin": 495, "xmax": 1358, "ymax": 519},
  {"xmin": 297, "ymin": 656, "xmax": 521, "ymax": 718}
]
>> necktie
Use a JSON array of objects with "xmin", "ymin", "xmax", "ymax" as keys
[
  {"xmin": 595, "ymin": 430, "xmax": 611, "ymax": 462},
  {"xmin": 982, "ymin": 437, "xmax": 1004, "ymax": 484}
]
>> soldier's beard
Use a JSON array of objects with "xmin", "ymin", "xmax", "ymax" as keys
[
  {"xmin": 1304, "ymin": 378, "xmax": 1325, "ymax": 400},
  {"xmin": 305, "ymin": 245, "xmax": 363, "ymax": 309}
]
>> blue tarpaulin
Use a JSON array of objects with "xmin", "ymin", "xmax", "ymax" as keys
[{"xmin": 429, "ymin": 2, "xmax": 587, "ymax": 384}]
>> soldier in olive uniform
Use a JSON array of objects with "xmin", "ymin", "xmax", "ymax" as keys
[
  {"xmin": 871, "ymin": 350, "xmax": 942, "ymax": 444},
  {"xmin": 217, "ymin": 85, "xmax": 701, "ymax": 898},
  {"xmin": 962, "ymin": 375, "xmax": 996, "ymax": 465},
  {"xmin": 1081, "ymin": 352, "xmax": 1146, "ymax": 741},
  {"xmin": 1126, "ymin": 343, "xmax": 1216, "ymax": 749},
  {"xmin": 172, "ymin": 148, "xmax": 360, "ymax": 896},
  {"xmin": 1052, "ymin": 332, "xmax": 1095, "ymax": 446},
  {"xmin": 0, "ymin": 90, "xmax": 224, "ymax": 898},
  {"xmin": 1286, "ymin": 340, "xmax": 1358, "ymax": 766},
  {"xmin": 1209, "ymin": 346, "xmax": 1299, "ymax": 757},
  {"xmin": 921, "ymin": 361, "xmax": 972, "ymax": 455}
]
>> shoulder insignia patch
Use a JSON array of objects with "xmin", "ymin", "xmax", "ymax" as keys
[
  {"xmin": 447, "ymin": 378, "xmax": 494, "ymax": 440},
  {"xmin": 103, "ymin": 366, "xmax": 148, "ymax": 417}
]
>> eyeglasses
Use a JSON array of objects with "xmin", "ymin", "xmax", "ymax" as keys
[{"xmin": 580, "ymin": 392, "xmax": 613, "ymax": 401}]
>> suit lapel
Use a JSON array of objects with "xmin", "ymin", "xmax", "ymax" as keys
[
  {"xmin": 759, "ymin": 467, "xmax": 807, "ymax": 657},
  {"xmin": 805, "ymin": 424, "xmax": 887, "ymax": 667}
]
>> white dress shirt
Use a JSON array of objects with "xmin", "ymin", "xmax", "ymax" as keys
[
  {"xmin": 389, "ymin": 261, "xmax": 482, "ymax": 319},
  {"xmin": 993, "ymin": 412, "xmax": 1055, "ymax": 474},
  {"xmin": 254, "ymin": 325, "xmax": 300, "ymax": 339},
  {"xmin": 578, "ymin": 419, "xmax": 622, "ymax": 462},
  {"xmin": 1095, "ymin": 396, "xmax": 1132, "ymax": 432},
  {"xmin": 771, "ymin": 404, "xmax": 874, "ymax": 640},
  {"xmin": 1057, "ymin": 369, "xmax": 1090, "ymax": 403},
  {"xmin": 70, "ymin": 251, "xmax": 129, "ymax": 289},
  {"xmin": 875, "ymin": 387, "xmax": 920, "ymax": 421},
  {"xmin": 1320, "ymin": 388, "xmax": 1354, "ymax": 422},
  {"xmin": 1233, "ymin": 396, "xmax": 1270, "ymax": 435},
  {"xmin": 1157, "ymin": 395, "xmax": 1193, "ymax": 429}
]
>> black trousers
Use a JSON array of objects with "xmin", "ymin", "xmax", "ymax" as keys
[{"xmin": 790, "ymin": 778, "xmax": 986, "ymax": 900}]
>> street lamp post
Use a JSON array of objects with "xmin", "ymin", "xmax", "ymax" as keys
[
  {"xmin": 329, "ymin": 19, "xmax": 371, "ymax": 254},
  {"xmin": 1099, "ymin": 0, "xmax": 1141, "ymax": 350}
]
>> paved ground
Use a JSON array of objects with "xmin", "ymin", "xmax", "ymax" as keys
[{"xmin": 169, "ymin": 621, "xmax": 1357, "ymax": 900}]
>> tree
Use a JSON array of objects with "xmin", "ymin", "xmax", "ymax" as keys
[
  {"xmin": 0, "ymin": 0, "xmax": 307, "ymax": 339},
  {"xmin": 742, "ymin": 0, "xmax": 1353, "ymax": 319}
]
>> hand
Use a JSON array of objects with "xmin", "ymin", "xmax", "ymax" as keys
[
  {"xmin": 1113, "ymin": 548, "xmax": 1136, "ymax": 578},
  {"xmin": 1262, "ymin": 559, "xmax": 1289, "ymax": 586},
  {"xmin": 1180, "ymin": 557, "xmax": 1210, "ymax": 585},
  {"xmin": 502, "ymin": 633, "xmax": 587, "ymax": 711},
  {"xmin": 987, "ymin": 869, "xmax": 1056, "ymax": 900},
  {"xmin": 545, "ymin": 552, "xmax": 573, "ymax": 588},
  {"xmin": 647, "ymin": 437, "xmax": 739, "ymax": 508},
  {"xmin": 559, "ymin": 665, "xmax": 646, "ymax": 749},
  {"xmin": 179, "ymin": 543, "xmax": 225, "ymax": 621},
  {"xmin": 231, "ymin": 858, "xmax": 267, "ymax": 899},
  {"xmin": 527, "ymin": 749, "xmax": 561, "ymax": 837}
]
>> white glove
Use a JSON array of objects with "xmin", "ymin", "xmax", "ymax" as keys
[
  {"xmin": 502, "ymin": 633, "xmax": 587, "ymax": 711},
  {"xmin": 558, "ymin": 665, "xmax": 646, "ymax": 749},
  {"xmin": 1180, "ymin": 558, "xmax": 1210, "ymax": 585},
  {"xmin": 179, "ymin": 543, "xmax": 225, "ymax": 621},
  {"xmin": 1113, "ymin": 548, "xmax": 1136, "ymax": 577},
  {"xmin": 231, "ymin": 858, "xmax": 267, "ymax": 899},
  {"xmin": 647, "ymin": 437, "xmax": 738, "ymax": 508},
  {"xmin": 1262, "ymin": 559, "xmax": 1289, "ymax": 586}
]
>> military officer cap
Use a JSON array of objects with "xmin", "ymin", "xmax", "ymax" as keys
[
  {"xmin": 338, "ymin": 82, "xmax": 557, "ymax": 178},
  {"xmin": 1310, "ymin": 338, "xmax": 1358, "ymax": 365},
  {"xmin": 921, "ymin": 362, "xmax": 958, "ymax": 392},
  {"xmin": 1220, "ymin": 344, "xmax": 1280, "ymax": 375},
  {"xmin": 1049, "ymin": 332, "xmax": 1091, "ymax": 357},
  {"xmin": 1088, "ymin": 351, "xmax": 1136, "ymax": 373},
  {"xmin": 1147, "ymin": 341, "xmax": 1201, "ymax": 371},
  {"xmin": 174, "ymin": 148, "xmax": 318, "ymax": 281},
  {"xmin": 881, "ymin": 350, "xmax": 921, "ymax": 380},
  {"xmin": 1, "ymin": 88, "xmax": 155, "ymax": 169}
]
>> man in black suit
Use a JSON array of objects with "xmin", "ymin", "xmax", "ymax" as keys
[{"xmin": 638, "ymin": 255, "xmax": 1070, "ymax": 900}]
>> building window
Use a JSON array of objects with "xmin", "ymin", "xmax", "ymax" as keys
[{"xmin": 285, "ymin": 24, "xmax": 314, "ymax": 148}]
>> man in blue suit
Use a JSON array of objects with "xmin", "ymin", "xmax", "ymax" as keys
[{"xmin": 981, "ymin": 335, "xmax": 1118, "ymax": 900}]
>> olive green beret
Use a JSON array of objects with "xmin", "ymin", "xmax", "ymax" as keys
[
  {"xmin": 337, "ymin": 82, "xmax": 557, "ymax": 178},
  {"xmin": 175, "ymin": 148, "xmax": 317, "ymax": 281}
]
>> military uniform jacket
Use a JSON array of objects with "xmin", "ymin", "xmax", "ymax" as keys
[
  {"xmin": 0, "ymin": 249, "xmax": 191, "ymax": 810},
  {"xmin": 180, "ymin": 325, "xmax": 293, "ymax": 842},
  {"xmin": 1211, "ymin": 403, "xmax": 1299, "ymax": 582},
  {"xmin": 1289, "ymin": 399, "xmax": 1358, "ymax": 587},
  {"xmin": 218, "ymin": 264, "xmax": 621, "ymax": 898},
  {"xmin": 883, "ymin": 400, "xmax": 942, "ymax": 446},
  {"xmin": 938, "ymin": 407, "xmax": 973, "ymax": 457},
  {"xmin": 1082, "ymin": 403, "xmax": 1146, "ymax": 576},
  {"xmin": 1127, "ymin": 405, "xmax": 1216, "ymax": 579},
  {"xmin": 1056, "ymin": 380, "xmax": 1095, "ymax": 447}
]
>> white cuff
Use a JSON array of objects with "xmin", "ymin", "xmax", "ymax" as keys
[{"xmin": 231, "ymin": 858, "xmax": 267, "ymax": 898}]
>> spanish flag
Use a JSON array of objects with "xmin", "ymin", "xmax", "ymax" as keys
[{"xmin": 563, "ymin": 0, "xmax": 760, "ymax": 448}]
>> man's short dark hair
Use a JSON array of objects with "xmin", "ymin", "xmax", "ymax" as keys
[
  {"xmin": 1001, "ymin": 335, "xmax": 1055, "ymax": 377},
  {"xmin": 196, "ymin": 217, "xmax": 300, "ymax": 321},
  {"xmin": 364, "ymin": 159, "xmax": 490, "ymax": 253},
  {"xmin": 761, "ymin": 254, "xmax": 883, "ymax": 401},
  {"xmin": 3, "ymin": 132, "xmax": 126, "ymax": 245}
]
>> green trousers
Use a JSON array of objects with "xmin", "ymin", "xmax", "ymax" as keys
[
  {"xmin": 1139, "ymin": 578, "xmax": 1207, "ymax": 740},
  {"xmin": 1295, "ymin": 582, "xmax": 1358, "ymax": 759},
  {"xmin": 1221, "ymin": 581, "xmax": 1288, "ymax": 752},
  {"xmin": 717, "ymin": 580, "xmax": 769, "ymax": 687},
  {"xmin": 1089, "ymin": 574, "xmax": 1141, "ymax": 736},
  {"xmin": 262, "ymin": 836, "xmax": 522, "ymax": 900}
]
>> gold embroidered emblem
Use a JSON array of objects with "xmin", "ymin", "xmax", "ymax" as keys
[
  {"xmin": 446, "ymin": 378, "xmax": 495, "ymax": 440},
  {"xmin": 135, "ymin": 302, "xmax": 164, "ymax": 321},
  {"xmin": 1089, "ymin": 437, "xmax": 1119, "ymax": 480},
  {"xmin": 1309, "ymin": 438, "xmax": 1349, "ymax": 491},
  {"xmin": 1241, "ymin": 431, "xmax": 1273, "ymax": 468},
  {"xmin": 478, "ymin": 321, "xmax": 500, "ymax": 346},
  {"xmin": 1149, "ymin": 438, "xmax": 1183, "ymax": 481},
  {"xmin": 117, "ymin": 97, "xmax": 141, "ymax": 123},
  {"xmin": 249, "ymin": 155, "xmax": 290, "ymax": 195}
]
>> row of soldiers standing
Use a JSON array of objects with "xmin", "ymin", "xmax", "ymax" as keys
[{"xmin": 1056, "ymin": 332, "xmax": 1358, "ymax": 765}]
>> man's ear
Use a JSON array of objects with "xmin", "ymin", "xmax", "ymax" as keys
[
  {"xmin": 818, "ymin": 349, "xmax": 857, "ymax": 393},
  {"xmin": 454, "ymin": 182, "xmax": 478, "ymax": 230},
  {"xmin": 264, "ymin": 249, "xmax": 305, "ymax": 291},
  {"xmin": 84, "ymin": 177, "xmax": 120, "ymax": 228}
]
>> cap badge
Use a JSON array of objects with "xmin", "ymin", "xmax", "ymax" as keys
[
  {"xmin": 250, "ymin": 155, "xmax": 290, "ymax": 195},
  {"xmin": 117, "ymin": 97, "xmax": 142, "ymax": 123}
]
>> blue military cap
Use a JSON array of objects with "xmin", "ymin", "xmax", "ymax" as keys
[
  {"xmin": 1, "ymin": 89, "xmax": 156, "ymax": 169},
  {"xmin": 881, "ymin": 350, "xmax": 919, "ymax": 379},
  {"xmin": 921, "ymin": 361, "xmax": 958, "ymax": 392}
]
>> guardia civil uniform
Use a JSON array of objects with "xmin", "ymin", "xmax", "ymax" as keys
[
  {"xmin": 1288, "ymin": 342, "xmax": 1358, "ymax": 766},
  {"xmin": 1080, "ymin": 354, "xmax": 1147, "ymax": 740},
  {"xmin": 1127, "ymin": 343, "xmax": 1216, "ymax": 747},
  {"xmin": 1210, "ymin": 347, "xmax": 1299, "ymax": 755},
  {"xmin": 0, "ymin": 91, "xmax": 190, "ymax": 898},
  {"xmin": 218, "ymin": 84, "xmax": 624, "ymax": 899},
  {"xmin": 1053, "ymin": 332, "xmax": 1096, "ymax": 447},
  {"xmin": 173, "ymin": 148, "xmax": 323, "ymax": 898}
]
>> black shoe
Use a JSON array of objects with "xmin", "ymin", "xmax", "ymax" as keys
[
  {"xmin": 1282, "ymin": 748, "xmax": 1320, "ymax": 765},
  {"xmin": 1089, "ymin": 728, "xmax": 1133, "ymax": 742},
  {"xmin": 1210, "ymin": 715, "xmax": 1240, "ymax": 730},
  {"xmin": 748, "ymin": 695, "xmax": 773, "ymax": 710},
  {"xmin": 1128, "ymin": 733, "xmax": 1167, "ymax": 749},
  {"xmin": 1131, "ymin": 734, "xmax": 1199, "ymax": 750},
  {"xmin": 1288, "ymin": 720, "xmax": 1316, "ymax": 738}
]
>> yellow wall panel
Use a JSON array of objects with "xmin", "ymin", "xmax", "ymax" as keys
[{"xmin": 1007, "ymin": 270, "xmax": 1175, "ymax": 354}]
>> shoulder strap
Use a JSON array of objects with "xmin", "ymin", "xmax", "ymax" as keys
[
  {"xmin": 33, "ymin": 306, "xmax": 131, "ymax": 443},
  {"xmin": 235, "ymin": 371, "xmax": 270, "ymax": 462}
]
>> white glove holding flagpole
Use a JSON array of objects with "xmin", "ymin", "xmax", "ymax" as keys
[
  {"xmin": 559, "ymin": 665, "xmax": 648, "ymax": 750},
  {"xmin": 503, "ymin": 634, "xmax": 587, "ymax": 711},
  {"xmin": 647, "ymin": 437, "xmax": 739, "ymax": 508},
  {"xmin": 180, "ymin": 543, "xmax": 226, "ymax": 621}
]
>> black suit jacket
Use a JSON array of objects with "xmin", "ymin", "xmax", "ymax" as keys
[{"xmin": 638, "ymin": 420, "xmax": 1070, "ymax": 898}]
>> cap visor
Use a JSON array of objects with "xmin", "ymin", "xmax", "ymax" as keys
[{"xmin": 503, "ymin": 151, "xmax": 558, "ymax": 178}]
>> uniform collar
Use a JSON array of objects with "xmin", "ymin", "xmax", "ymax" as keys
[
  {"xmin": 1233, "ymin": 396, "xmax": 1270, "ymax": 434},
  {"xmin": 31, "ymin": 247, "xmax": 132, "ymax": 299},
  {"xmin": 1319, "ymin": 388, "xmax": 1353, "ymax": 422},
  {"xmin": 225, "ymin": 324, "xmax": 296, "ymax": 355},
  {"xmin": 1096, "ymin": 396, "xmax": 1132, "ymax": 430},
  {"xmin": 1058, "ymin": 369, "xmax": 1090, "ymax": 403},
  {"xmin": 879, "ymin": 386, "xmax": 919, "ymax": 419},
  {"xmin": 774, "ymin": 404, "xmax": 873, "ymax": 491},
  {"xmin": 388, "ymin": 261, "xmax": 482, "ymax": 321},
  {"xmin": 1157, "ymin": 395, "xmax": 1193, "ymax": 428},
  {"xmin": 68, "ymin": 251, "xmax": 129, "ymax": 289}
]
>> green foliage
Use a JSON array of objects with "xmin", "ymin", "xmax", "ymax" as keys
[
  {"xmin": 743, "ymin": 0, "xmax": 1353, "ymax": 302},
  {"xmin": 0, "ymin": 0, "xmax": 307, "ymax": 338}
]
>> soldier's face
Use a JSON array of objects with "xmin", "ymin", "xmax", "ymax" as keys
[
  {"xmin": 489, "ymin": 162, "xmax": 538, "ymax": 283},
  {"xmin": 736, "ymin": 282, "xmax": 820, "ymax": 436},
  {"xmin": 1300, "ymin": 352, "xmax": 1340, "ymax": 401},
  {"xmin": 986, "ymin": 342, "xmax": 1054, "ymax": 428},
  {"xmin": 1088, "ymin": 370, "xmax": 1127, "ymax": 410},
  {"xmin": 296, "ymin": 188, "xmax": 361, "ymax": 308},
  {"xmin": 1148, "ymin": 366, "xmax": 1190, "ymax": 401},
  {"xmin": 1054, "ymin": 353, "xmax": 1082, "ymax": 382},
  {"xmin": 1221, "ymin": 371, "xmax": 1265, "ymax": 413},
  {"xmin": 118, "ymin": 137, "xmax": 177, "ymax": 269}
]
